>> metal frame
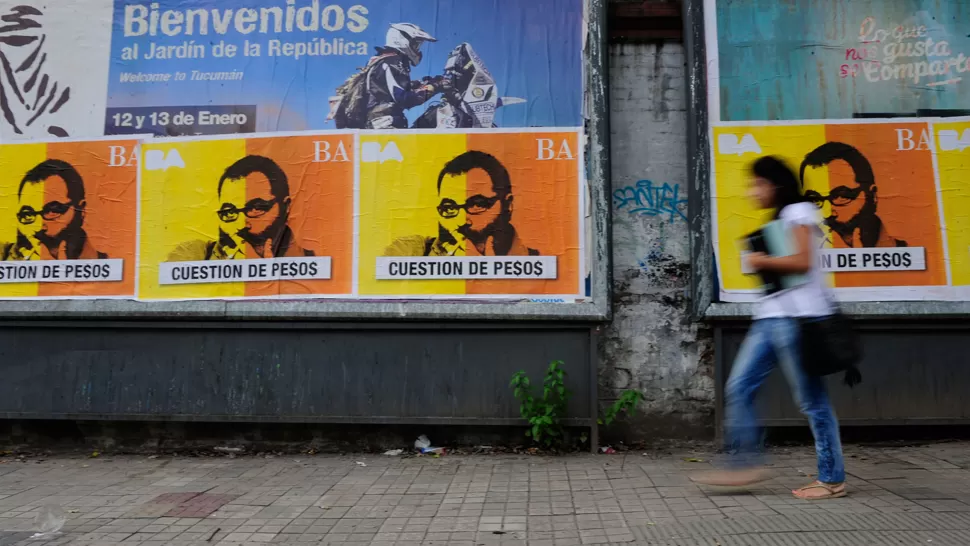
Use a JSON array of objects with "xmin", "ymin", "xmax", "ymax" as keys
[
  {"xmin": 589, "ymin": 325, "xmax": 601, "ymax": 451},
  {"xmin": 706, "ymin": 301, "xmax": 970, "ymax": 320},
  {"xmin": 0, "ymin": 319, "xmax": 594, "ymax": 331},
  {"xmin": 0, "ymin": 0, "xmax": 612, "ymax": 325},
  {"xmin": 588, "ymin": 0, "xmax": 614, "ymax": 324},
  {"xmin": 0, "ymin": 414, "xmax": 595, "ymax": 426},
  {"xmin": 683, "ymin": 0, "xmax": 714, "ymax": 322}
]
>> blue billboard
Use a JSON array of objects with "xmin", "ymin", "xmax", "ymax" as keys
[{"xmin": 106, "ymin": 0, "xmax": 583, "ymax": 135}]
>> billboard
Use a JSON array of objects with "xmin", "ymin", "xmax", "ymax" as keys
[
  {"xmin": 706, "ymin": 0, "xmax": 970, "ymax": 303},
  {"xmin": 0, "ymin": 0, "xmax": 582, "ymax": 141}
]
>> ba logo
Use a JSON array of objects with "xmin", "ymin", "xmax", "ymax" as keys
[
  {"xmin": 718, "ymin": 133, "xmax": 761, "ymax": 156},
  {"xmin": 938, "ymin": 129, "xmax": 970, "ymax": 152},
  {"xmin": 361, "ymin": 141, "xmax": 403, "ymax": 164},
  {"xmin": 144, "ymin": 149, "xmax": 185, "ymax": 171},
  {"xmin": 313, "ymin": 140, "xmax": 350, "ymax": 162},
  {"xmin": 108, "ymin": 146, "xmax": 139, "ymax": 167},
  {"xmin": 536, "ymin": 138, "xmax": 575, "ymax": 161}
]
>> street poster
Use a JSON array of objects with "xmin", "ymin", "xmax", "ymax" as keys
[
  {"xmin": 712, "ymin": 122, "xmax": 953, "ymax": 301},
  {"xmin": 138, "ymin": 133, "xmax": 355, "ymax": 300},
  {"xmin": 0, "ymin": 139, "xmax": 139, "ymax": 298},
  {"xmin": 358, "ymin": 130, "xmax": 583, "ymax": 298}
]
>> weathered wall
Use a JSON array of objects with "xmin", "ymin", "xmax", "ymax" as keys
[{"xmin": 602, "ymin": 43, "xmax": 715, "ymax": 438}]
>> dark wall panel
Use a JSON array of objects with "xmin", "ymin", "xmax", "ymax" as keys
[
  {"xmin": 0, "ymin": 323, "xmax": 593, "ymax": 423},
  {"xmin": 717, "ymin": 322, "xmax": 970, "ymax": 425}
]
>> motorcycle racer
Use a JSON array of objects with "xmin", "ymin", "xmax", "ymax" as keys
[{"xmin": 329, "ymin": 23, "xmax": 448, "ymax": 129}]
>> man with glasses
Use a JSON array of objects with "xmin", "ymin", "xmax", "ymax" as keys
[
  {"xmin": 167, "ymin": 155, "xmax": 313, "ymax": 261},
  {"xmin": 384, "ymin": 150, "xmax": 539, "ymax": 257},
  {"xmin": 799, "ymin": 142, "xmax": 907, "ymax": 248},
  {"xmin": 1, "ymin": 159, "xmax": 106, "ymax": 261}
]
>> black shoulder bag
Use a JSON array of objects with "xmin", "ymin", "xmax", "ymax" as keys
[{"xmin": 797, "ymin": 292, "xmax": 863, "ymax": 387}]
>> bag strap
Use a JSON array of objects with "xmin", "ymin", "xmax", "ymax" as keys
[{"xmin": 818, "ymin": 276, "xmax": 863, "ymax": 388}]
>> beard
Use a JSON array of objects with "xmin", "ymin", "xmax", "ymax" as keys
[
  {"xmin": 236, "ymin": 211, "xmax": 288, "ymax": 247},
  {"xmin": 825, "ymin": 215, "xmax": 858, "ymax": 240},
  {"xmin": 825, "ymin": 195, "xmax": 878, "ymax": 245},
  {"xmin": 33, "ymin": 212, "xmax": 84, "ymax": 248},
  {"xmin": 458, "ymin": 208, "xmax": 512, "ymax": 244},
  {"xmin": 454, "ymin": 208, "xmax": 516, "ymax": 255}
]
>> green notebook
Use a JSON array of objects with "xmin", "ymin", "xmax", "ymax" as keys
[{"xmin": 747, "ymin": 219, "xmax": 809, "ymax": 294}]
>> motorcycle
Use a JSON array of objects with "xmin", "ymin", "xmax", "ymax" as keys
[{"xmin": 411, "ymin": 43, "xmax": 525, "ymax": 129}]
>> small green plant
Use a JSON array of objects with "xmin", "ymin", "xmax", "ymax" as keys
[
  {"xmin": 599, "ymin": 390, "xmax": 643, "ymax": 426},
  {"xmin": 510, "ymin": 361, "xmax": 572, "ymax": 447}
]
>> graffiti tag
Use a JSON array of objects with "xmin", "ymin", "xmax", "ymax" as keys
[{"xmin": 613, "ymin": 180, "xmax": 687, "ymax": 223}]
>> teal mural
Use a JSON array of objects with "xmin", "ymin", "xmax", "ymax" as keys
[{"xmin": 713, "ymin": 0, "xmax": 970, "ymax": 121}]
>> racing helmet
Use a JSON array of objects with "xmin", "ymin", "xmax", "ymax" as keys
[{"xmin": 385, "ymin": 23, "xmax": 437, "ymax": 66}]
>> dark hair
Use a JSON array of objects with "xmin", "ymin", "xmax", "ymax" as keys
[
  {"xmin": 437, "ymin": 151, "xmax": 512, "ymax": 194},
  {"xmin": 800, "ymin": 142, "xmax": 874, "ymax": 190},
  {"xmin": 20, "ymin": 159, "xmax": 85, "ymax": 202},
  {"xmin": 219, "ymin": 155, "xmax": 289, "ymax": 199},
  {"xmin": 751, "ymin": 155, "xmax": 804, "ymax": 218}
]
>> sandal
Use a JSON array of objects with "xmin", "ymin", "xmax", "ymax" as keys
[{"xmin": 792, "ymin": 480, "xmax": 846, "ymax": 500}]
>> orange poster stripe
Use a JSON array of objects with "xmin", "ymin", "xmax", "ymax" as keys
[
  {"xmin": 243, "ymin": 134, "xmax": 355, "ymax": 297},
  {"xmin": 822, "ymin": 123, "xmax": 946, "ymax": 288},
  {"xmin": 38, "ymin": 140, "xmax": 138, "ymax": 298},
  {"xmin": 464, "ymin": 132, "xmax": 581, "ymax": 296}
]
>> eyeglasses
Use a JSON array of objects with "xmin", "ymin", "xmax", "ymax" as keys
[
  {"xmin": 804, "ymin": 186, "xmax": 864, "ymax": 208},
  {"xmin": 17, "ymin": 202, "xmax": 75, "ymax": 225},
  {"xmin": 437, "ymin": 195, "xmax": 501, "ymax": 219},
  {"xmin": 217, "ymin": 199, "xmax": 278, "ymax": 223}
]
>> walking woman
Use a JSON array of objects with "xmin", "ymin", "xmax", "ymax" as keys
[{"xmin": 694, "ymin": 156, "xmax": 846, "ymax": 500}]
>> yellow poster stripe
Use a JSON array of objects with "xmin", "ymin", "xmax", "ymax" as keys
[
  {"xmin": 0, "ymin": 143, "xmax": 47, "ymax": 298},
  {"xmin": 358, "ymin": 133, "xmax": 467, "ymax": 296},
  {"xmin": 139, "ymin": 139, "xmax": 247, "ymax": 300},
  {"xmin": 713, "ymin": 125, "xmax": 828, "ymax": 291},
  {"xmin": 935, "ymin": 121, "xmax": 970, "ymax": 287}
]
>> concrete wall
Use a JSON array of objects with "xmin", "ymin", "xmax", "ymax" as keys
[{"xmin": 601, "ymin": 43, "xmax": 715, "ymax": 438}]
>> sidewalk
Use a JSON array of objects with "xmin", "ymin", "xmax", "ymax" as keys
[{"xmin": 2, "ymin": 442, "xmax": 970, "ymax": 546}]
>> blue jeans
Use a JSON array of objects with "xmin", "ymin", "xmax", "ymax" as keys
[{"xmin": 724, "ymin": 317, "xmax": 846, "ymax": 484}]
